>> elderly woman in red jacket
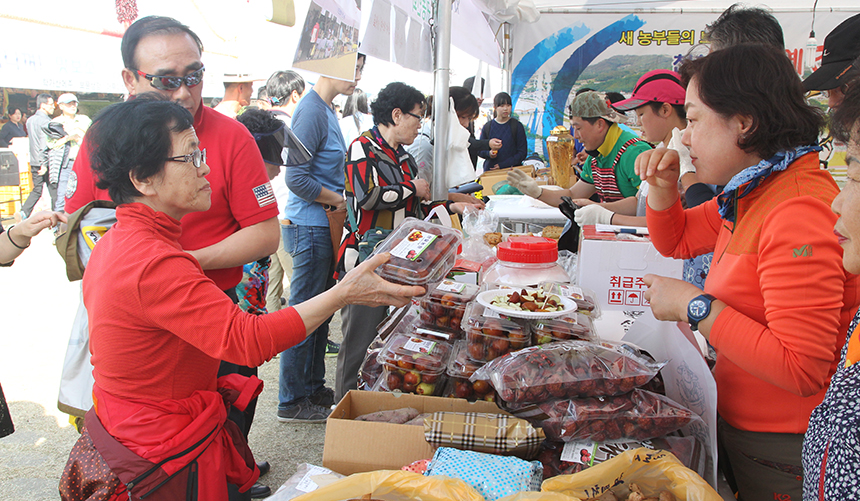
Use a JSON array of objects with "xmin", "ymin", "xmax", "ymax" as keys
[{"xmin": 59, "ymin": 96, "xmax": 422, "ymax": 501}]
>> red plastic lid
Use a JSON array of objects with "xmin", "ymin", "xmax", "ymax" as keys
[{"xmin": 496, "ymin": 236, "xmax": 558, "ymax": 263}]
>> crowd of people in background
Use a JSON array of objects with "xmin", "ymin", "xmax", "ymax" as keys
[{"xmin": 2, "ymin": 4, "xmax": 860, "ymax": 501}]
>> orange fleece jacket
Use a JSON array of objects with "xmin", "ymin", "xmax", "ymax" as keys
[{"xmin": 647, "ymin": 153, "xmax": 860, "ymax": 433}]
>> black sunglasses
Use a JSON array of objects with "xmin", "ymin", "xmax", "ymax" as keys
[{"xmin": 134, "ymin": 66, "xmax": 205, "ymax": 91}]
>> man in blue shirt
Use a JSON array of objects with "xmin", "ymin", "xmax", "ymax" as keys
[{"xmin": 278, "ymin": 54, "xmax": 365, "ymax": 423}]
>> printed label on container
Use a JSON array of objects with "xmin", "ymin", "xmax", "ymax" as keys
[
  {"xmin": 390, "ymin": 230, "xmax": 438, "ymax": 261},
  {"xmin": 295, "ymin": 465, "xmax": 333, "ymax": 493},
  {"xmin": 560, "ymin": 285, "xmax": 585, "ymax": 300},
  {"xmin": 561, "ymin": 439, "xmax": 655, "ymax": 465},
  {"xmin": 436, "ymin": 279, "xmax": 467, "ymax": 294},
  {"xmin": 404, "ymin": 336, "xmax": 437, "ymax": 354},
  {"xmin": 416, "ymin": 328, "xmax": 452, "ymax": 341}
]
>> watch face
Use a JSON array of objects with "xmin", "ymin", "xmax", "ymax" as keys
[{"xmin": 689, "ymin": 299, "xmax": 707, "ymax": 318}]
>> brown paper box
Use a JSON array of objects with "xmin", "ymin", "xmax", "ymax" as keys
[
  {"xmin": 479, "ymin": 165, "xmax": 533, "ymax": 196},
  {"xmin": 323, "ymin": 390, "xmax": 505, "ymax": 475}
]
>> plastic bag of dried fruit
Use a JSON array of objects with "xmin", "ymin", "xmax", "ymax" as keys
[
  {"xmin": 472, "ymin": 340, "xmax": 664, "ymax": 404},
  {"xmin": 514, "ymin": 390, "xmax": 699, "ymax": 443},
  {"xmin": 291, "ymin": 469, "xmax": 484, "ymax": 501},
  {"xmin": 541, "ymin": 448, "xmax": 721, "ymax": 501}
]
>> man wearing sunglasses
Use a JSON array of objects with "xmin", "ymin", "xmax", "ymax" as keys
[{"xmin": 63, "ymin": 15, "xmax": 279, "ymax": 501}]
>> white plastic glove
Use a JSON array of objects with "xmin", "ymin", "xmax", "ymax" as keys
[
  {"xmin": 670, "ymin": 127, "xmax": 696, "ymax": 177},
  {"xmin": 574, "ymin": 204, "xmax": 614, "ymax": 225},
  {"xmin": 506, "ymin": 169, "xmax": 541, "ymax": 198}
]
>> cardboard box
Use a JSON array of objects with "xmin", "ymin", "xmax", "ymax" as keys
[
  {"xmin": 576, "ymin": 225, "xmax": 683, "ymax": 313},
  {"xmin": 323, "ymin": 390, "xmax": 505, "ymax": 475},
  {"xmin": 479, "ymin": 165, "xmax": 533, "ymax": 196}
]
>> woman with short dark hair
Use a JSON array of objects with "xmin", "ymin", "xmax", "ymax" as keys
[
  {"xmin": 638, "ymin": 44, "xmax": 860, "ymax": 500},
  {"xmin": 334, "ymin": 82, "xmax": 477, "ymax": 401},
  {"xmin": 59, "ymin": 96, "xmax": 423, "ymax": 501}
]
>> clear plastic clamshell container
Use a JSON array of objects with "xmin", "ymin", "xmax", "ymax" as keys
[
  {"xmin": 464, "ymin": 312, "xmax": 530, "ymax": 363},
  {"xmin": 375, "ymin": 332, "xmax": 452, "ymax": 395},
  {"xmin": 418, "ymin": 280, "xmax": 479, "ymax": 338},
  {"xmin": 371, "ymin": 217, "xmax": 462, "ymax": 291},
  {"xmin": 444, "ymin": 341, "xmax": 495, "ymax": 402},
  {"xmin": 529, "ymin": 312, "xmax": 596, "ymax": 345}
]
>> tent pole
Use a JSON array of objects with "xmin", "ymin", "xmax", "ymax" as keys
[
  {"xmin": 502, "ymin": 22, "xmax": 511, "ymax": 93},
  {"xmin": 432, "ymin": 0, "xmax": 452, "ymax": 201}
]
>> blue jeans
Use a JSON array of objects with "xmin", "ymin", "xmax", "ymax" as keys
[{"xmin": 278, "ymin": 224, "xmax": 335, "ymax": 409}]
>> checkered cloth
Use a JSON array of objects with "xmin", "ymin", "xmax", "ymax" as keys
[{"xmin": 423, "ymin": 411, "xmax": 544, "ymax": 459}]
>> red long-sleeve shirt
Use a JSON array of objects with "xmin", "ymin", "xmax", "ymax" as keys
[
  {"xmin": 84, "ymin": 203, "xmax": 306, "ymax": 401},
  {"xmin": 647, "ymin": 153, "xmax": 860, "ymax": 433}
]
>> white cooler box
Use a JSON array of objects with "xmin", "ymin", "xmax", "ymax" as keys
[{"xmin": 576, "ymin": 225, "xmax": 683, "ymax": 313}]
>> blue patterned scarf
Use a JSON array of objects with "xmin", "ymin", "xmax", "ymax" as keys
[{"xmin": 716, "ymin": 145, "xmax": 821, "ymax": 222}]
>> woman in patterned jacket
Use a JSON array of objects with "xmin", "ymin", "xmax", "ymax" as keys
[
  {"xmin": 333, "ymin": 82, "xmax": 478, "ymax": 401},
  {"xmin": 803, "ymin": 74, "xmax": 860, "ymax": 500}
]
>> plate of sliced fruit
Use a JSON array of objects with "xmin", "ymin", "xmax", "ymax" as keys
[{"xmin": 476, "ymin": 288, "xmax": 577, "ymax": 319}]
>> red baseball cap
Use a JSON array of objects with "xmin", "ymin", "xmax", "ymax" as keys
[{"xmin": 612, "ymin": 70, "xmax": 686, "ymax": 112}]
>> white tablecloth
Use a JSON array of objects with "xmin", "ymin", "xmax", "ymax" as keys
[{"xmin": 485, "ymin": 195, "xmax": 568, "ymax": 232}]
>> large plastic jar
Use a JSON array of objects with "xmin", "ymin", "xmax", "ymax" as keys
[{"xmin": 482, "ymin": 236, "xmax": 570, "ymax": 288}]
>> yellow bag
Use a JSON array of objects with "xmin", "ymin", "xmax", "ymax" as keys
[
  {"xmin": 291, "ymin": 469, "xmax": 485, "ymax": 501},
  {"xmin": 498, "ymin": 492, "xmax": 583, "ymax": 501},
  {"xmin": 541, "ymin": 448, "xmax": 721, "ymax": 501}
]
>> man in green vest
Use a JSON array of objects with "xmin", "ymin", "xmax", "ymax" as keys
[{"xmin": 508, "ymin": 91, "xmax": 650, "ymax": 219}]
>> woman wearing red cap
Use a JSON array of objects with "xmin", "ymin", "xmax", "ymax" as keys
[{"xmin": 573, "ymin": 69, "xmax": 689, "ymax": 227}]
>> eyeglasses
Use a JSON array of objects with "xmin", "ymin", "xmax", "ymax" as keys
[
  {"xmin": 404, "ymin": 110, "xmax": 422, "ymax": 120},
  {"xmin": 165, "ymin": 148, "xmax": 207, "ymax": 168},
  {"xmin": 134, "ymin": 66, "xmax": 205, "ymax": 91},
  {"xmin": 822, "ymin": 85, "xmax": 848, "ymax": 99}
]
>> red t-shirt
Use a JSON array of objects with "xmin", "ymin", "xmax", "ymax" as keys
[{"xmin": 66, "ymin": 105, "xmax": 278, "ymax": 290}]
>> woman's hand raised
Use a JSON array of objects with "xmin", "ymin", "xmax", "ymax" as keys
[
  {"xmin": 336, "ymin": 253, "xmax": 425, "ymax": 309},
  {"xmin": 635, "ymin": 147, "xmax": 682, "ymax": 211}
]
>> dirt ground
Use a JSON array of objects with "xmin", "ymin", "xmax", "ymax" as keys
[{"xmin": 0, "ymin": 215, "xmax": 343, "ymax": 500}]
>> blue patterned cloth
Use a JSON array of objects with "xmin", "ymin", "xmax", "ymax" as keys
[
  {"xmin": 803, "ymin": 312, "xmax": 860, "ymax": 499},
  {"xmin": 717, "ymin": 145, "xmax": 821, "ymax": 222},
  {"xmin": 426, "ymin": 447, "xmax": 542, "ymax": 501}
]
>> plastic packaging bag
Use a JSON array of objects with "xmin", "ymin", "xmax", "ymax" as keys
[
  {"xmin": 536, "ymin": 390, "xmax": 696, "ymax": 443},
  {"xmin": 541, "ymin": 448, "xmax": 721, "ymax": 501},
  {"xmin": 267, "ymin": 463, "xmax": 344, "ymax": 501},
  {"xmin": 473, "ymin": 340, "xmax": 664, "ymax": 404},
  {"xmin": 291, "ymin": 469, "xmax": 484, "ymax": 501},
  {"xmin": 537, "ymin": 436, "xmax": 703, "ymax": 481},
  {"xmin": 622, "ymin": 311, "xmax": 718, "ymax": 487},
  {"xmin": 426, "ymin": 447, "xmax": 543, "ymax": 501},
  {"xmin": 497, "ymin": 493, "xmax": 582, "ymax": 501},
  {"xmin": 557, "ymin": 250, "xmax": 577, "ymax": 284},
  {"xmin": 460, "ymin": 206, "xmax": 499, "ymax": 263}
]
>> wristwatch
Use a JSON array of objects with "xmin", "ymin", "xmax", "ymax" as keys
[{"xmin": 687, "ymin": 294, "xmax": 716, "ymax": 331}]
